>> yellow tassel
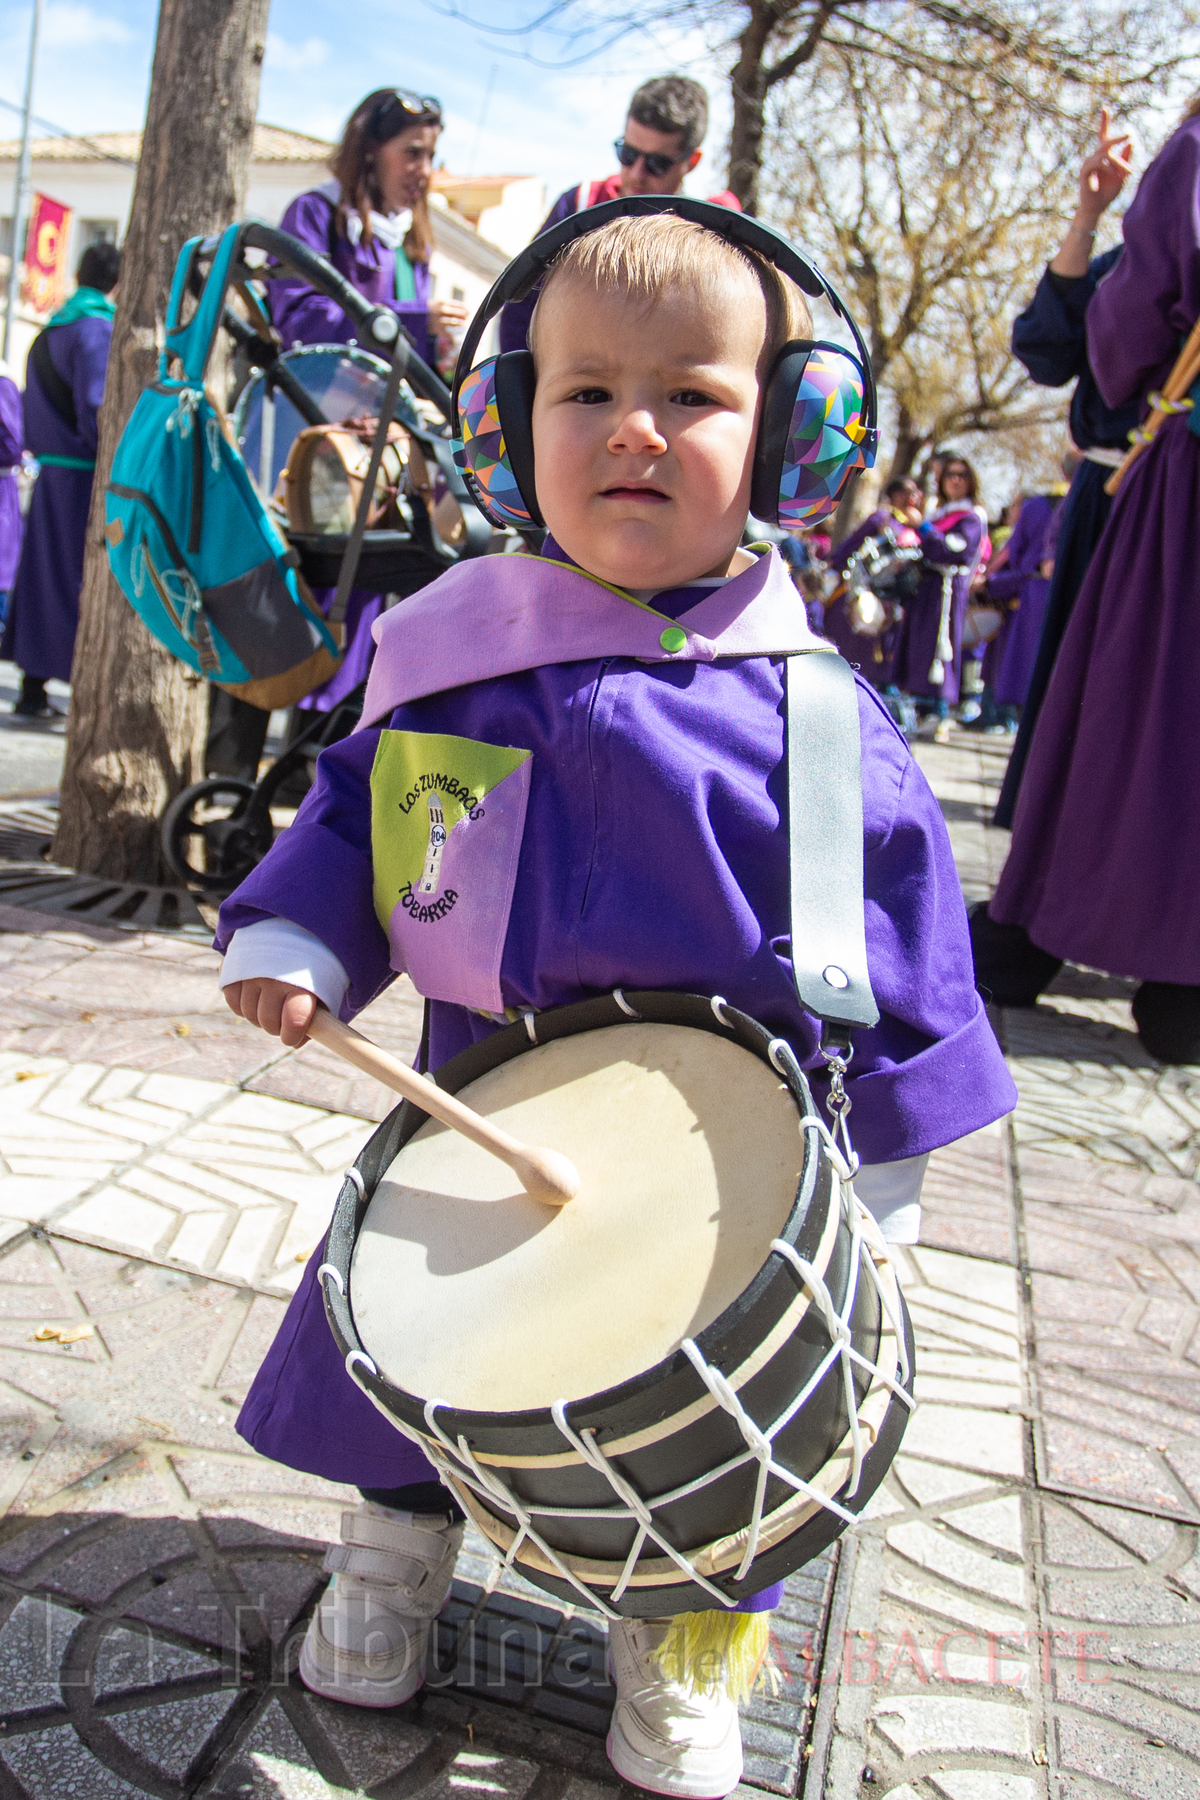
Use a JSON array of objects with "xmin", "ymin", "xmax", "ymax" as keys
[{"xmin": 651, "ymin": 1610, "xmax": 775, "ymax": 1703}]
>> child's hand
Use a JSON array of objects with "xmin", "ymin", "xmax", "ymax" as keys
[{"xmin": 224, "ymin": 978, "xmax": 318, "ymax": 1047}]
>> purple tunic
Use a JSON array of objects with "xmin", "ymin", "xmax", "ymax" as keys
[
  {"xmin": 1, "ymin": 315, "xmax": 110, "ymax": 682},
  {"xmin": 269, "ymin": 187, "xmax": 435, "ymax": 712},
  {"xmin": 0, "ymin": 375, "xmax": 21, "ymax": 593},
  {"xmin": 889, "ymin": 507, "xmax": 985, "ymax": 703},
  {"xmin": 990, "ymin": 115, "xmax": 1200, "ymax": 981},
  {"xmin": 215, "ymin": 546, "xmax": 1015, "ymax": 1492},
  {"xmin": 987, "ymin": 494, "xmax": 1055, "ymax": 708}
]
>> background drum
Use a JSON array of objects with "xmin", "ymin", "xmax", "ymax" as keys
[
  {"xmin": 319, "ymin": 988, "xmax": 914, "ymax": 1619},
  {"xmin": 963, "ymin": 604, "xmax": 1005, "ymax": 650},
  {"xmin": 233, "ymin": 344, "xmax": 426, "ymax": 502}
]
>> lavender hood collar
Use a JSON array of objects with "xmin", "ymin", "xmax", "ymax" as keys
[{"xmin": 358, "ymin": 545, "xmax": 824, "ymax": 727}]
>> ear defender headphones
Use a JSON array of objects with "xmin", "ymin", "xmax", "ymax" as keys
[{"xmin": 450, "ymin": 194, "xmax": 878, "ymax": 533}]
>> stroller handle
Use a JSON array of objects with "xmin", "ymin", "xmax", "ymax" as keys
[{"xmin": 193, "ymin": 221, "xmax": 454, "ymax": 423}]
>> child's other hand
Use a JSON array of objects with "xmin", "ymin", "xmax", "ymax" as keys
[{"xmin": 224, "ymin": 979, "xmax": 318, "ymax": 1046}]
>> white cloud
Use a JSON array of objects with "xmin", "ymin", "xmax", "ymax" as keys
[
  {"xmin": 41, "ymin": 3, "xmax": 135, "ymax": 49},
  {"xmin": 265, "ymin": 31, "xmax": 330, "ymax": 73}
]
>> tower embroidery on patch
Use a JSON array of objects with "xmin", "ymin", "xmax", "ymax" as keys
[{"xmin": 418, "ymin": 793, "xmax": 448, "ymax": 896}]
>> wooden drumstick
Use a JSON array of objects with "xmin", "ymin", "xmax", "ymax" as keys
[{"xmin": 305, "ymin": 1007, "xmax": 579, "ymax": 1207}]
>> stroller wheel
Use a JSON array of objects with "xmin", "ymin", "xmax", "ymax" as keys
[{"xmin": 160, "ymin": 778, "xmax": 275, "ymax": 897}]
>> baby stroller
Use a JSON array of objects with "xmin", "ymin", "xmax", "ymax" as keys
[{"xmin": 138, "ymin": 220, "xmax": 502, "ymax": 898}]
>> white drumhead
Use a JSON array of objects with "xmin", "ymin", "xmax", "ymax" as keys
[{"xmin": 351, "ymin": 1023, "xmax": 805, "ymax": 1412}]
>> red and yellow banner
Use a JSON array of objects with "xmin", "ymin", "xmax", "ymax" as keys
[{"xmin": 21, "ymin": 193, "xmax": 73, "ymax": 316}]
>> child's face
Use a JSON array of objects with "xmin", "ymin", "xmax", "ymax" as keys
[{"xmin": 530, "ymin": 275, "xmax": 765, "ymax": 591}]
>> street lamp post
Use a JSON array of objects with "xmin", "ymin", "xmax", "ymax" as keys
[{"xmin": 2, "ymin": 0, "xmax": 45, "ymax": 365}]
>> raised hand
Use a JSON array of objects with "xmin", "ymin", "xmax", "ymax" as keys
[{"xmin": 1078, "ymin": 106, "xmax": 1133, "ymax": 223}]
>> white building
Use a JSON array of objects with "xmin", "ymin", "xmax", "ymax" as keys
[{"xmin": 0, "ymin": 124, "xmax": 542, "ymax": 378}]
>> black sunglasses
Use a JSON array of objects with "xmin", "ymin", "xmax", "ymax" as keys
[
  {"xmin": 614, "ymin": 137, "xmax": 688, "ymax": 178},
  {"xmin": 369, "ymin": 89, "xmax": 443, "ymax": 140}
]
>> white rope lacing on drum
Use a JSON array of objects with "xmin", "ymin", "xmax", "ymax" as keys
[
  {"xmin": 345, "ymin": 1167, "xmax": 366, "ymax": 1202},
  {"xmin": 368, "ymin": 1181, "xmax": 912, "ymax": 1614},
  {"xmin": 522, "ymin": 1011, "xmax": 539, "ymax": 1044},
  {"xmin": 317, "ymin": 1263, "xmax": 344, "ymax": 1296},
  {"xmin": 550, "ymin": 1402, "xmax": 733, "ymax": 1608},
  {"xmin": 710, "ymin": 996, "xmax": 734, "ymax": 1028},
  {"xmin": 612, "ymin": 989, "xmax": 641, "ymax": 1019},
  {"xmin": 418, "ymin": 1399, "xmax": 626, "ymax": 1618}
]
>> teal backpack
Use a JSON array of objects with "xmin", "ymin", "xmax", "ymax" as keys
[{"xmin": 105, "ymin": 224, "xmax": 341, "ymax": 707}]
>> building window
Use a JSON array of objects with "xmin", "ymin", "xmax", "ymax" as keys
[
  {"xmin": 451, "ymin": 285, "xmax": 465, "ymax": 301},
  {"xmin": 79, "ymin": 219, "xmax": 119, "ymax": 249}
]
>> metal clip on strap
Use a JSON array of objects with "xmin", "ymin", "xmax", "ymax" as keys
[{"xmin": 785, "ymin": 652, "xmax": 879, "ymax": 1035}]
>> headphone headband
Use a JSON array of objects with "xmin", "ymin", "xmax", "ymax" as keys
[
  {"xmin": 452, "ymin": 195, "xmax": 876, "ymax": 433},
  {"xmin": 451, "ymin": 195, "xmax": 878, "ymax": 534}
]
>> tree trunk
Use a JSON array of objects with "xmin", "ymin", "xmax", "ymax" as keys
[
  {"xmin": 885, "ymin": 406, "xmax": 929, "ymax": 485},
  {"xmin": 728, "ymin": 2, "xmax": 775, "ymax": 213},
  {"xmin": 53, "ymin": 0, "xmax": 268, "ymax": 882}
]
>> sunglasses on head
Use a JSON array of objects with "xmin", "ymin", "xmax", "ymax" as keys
[
  {"xmin": 369, "ymin": 88, "xmax": 443, "ymax": 139},
  {"xmin": 613, "ymin": 137, "xmax": 687, "ymax": 177}
]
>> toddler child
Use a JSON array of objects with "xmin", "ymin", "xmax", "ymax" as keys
[{"xmin": 218, "ymin": 211, "xmax": 1015, "ymax": 1797}]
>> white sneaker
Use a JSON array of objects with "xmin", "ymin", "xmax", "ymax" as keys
[
  {"xmin": 606, "ymin": 1617, "xmax": 744, "ymax": 1798},
  {"xmin": 298, "ymin": 1503, "xmax": 463, "ymax": 1708}
]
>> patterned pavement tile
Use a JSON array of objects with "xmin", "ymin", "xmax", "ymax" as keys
[
  {"xmin": 3, "ymin": 725, "xmax": 1199, "ymax": 1796},
  {"xmin": 0, "ymin": 900, "xmax": 424, "ymax": 1121}
]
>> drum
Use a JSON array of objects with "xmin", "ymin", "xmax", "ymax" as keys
[
  {"xmin": 962, "ymin": 604, "xmax": 1005, "ymax": 650},
  {"xmin": 845, "ymin": 586, "xmax": 889, "ymax": 637},
  {"xmin": 319, "ymin": 988, "xmax": 914, "ymax": 1618},
  {"xmin": 280, "ymin": 422, "xmax": 413, "ymax": 536},
  {"xmin": 233, "ymin": 345, "xmax": 426, "ymax": 501}
]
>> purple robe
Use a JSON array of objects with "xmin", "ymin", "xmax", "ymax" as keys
[
  {"xmin": 0, "ymin": 374, "xmax": 21, "ymax": 595},
  {"xmin": 990, "ymin": 115, "xmax": 1200, "ymax": 981},
  {"xmin": 215, "ymin": 543, "xmax": 1015, "ymax": 1492},
  {"xmin": 269, "ymin": 187, "xmax": 436, "ymax": 712},
  {"xmin": 889, "ymin": 506, "xmax": 986, "ymax": 703},
  {"xmin": 1, "ymin": 315, "xmax": 110, "ymax": 682},
  {"xmin": 987, "ymin": 494, "xmax": 1055, "ymax": 707}
]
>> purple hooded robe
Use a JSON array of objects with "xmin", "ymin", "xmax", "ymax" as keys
[
  {"xmin": 1, "ymin": 314, "xmax": 111, "ymax": 682},
  {"xmin": 0, "ymin": 374, "xmax": 21, "ymax": 598},
  {"xmin": 986, "ymin": 494, "xmax": 1055, "ymax": 708},
  {"xmin": 889, "ymin": 505, "xmax": 987, "ymax": 704},
  {"xmin": 214, "ymin": 543, "xmax": 1015, "ymax": 1499},
  {"xmin": 990, "ymin": 115, "xmax": 1200, "ymax": 982}
]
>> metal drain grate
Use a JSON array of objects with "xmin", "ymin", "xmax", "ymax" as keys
[{"xmin": 0, "ymin": 800, "xmax": 212, "ymax": 939}]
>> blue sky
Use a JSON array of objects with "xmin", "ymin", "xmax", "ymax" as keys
[{"xmin": 0, "ymin": 0, "xmax": 735, "ymax": 200}]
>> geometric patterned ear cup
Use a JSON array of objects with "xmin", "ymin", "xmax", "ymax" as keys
[
  {"xmin": 453, "ymin": 354, "xmax": 540, "ymax": 530},
  {"xmin": 753, "ymin": 341, "xmax": 878, "ymax": 528}
]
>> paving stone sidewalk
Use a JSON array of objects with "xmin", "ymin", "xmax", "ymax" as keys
[{"xmin": 0, "ymin": 728, "xmax": 1195, "ymax": 1798}]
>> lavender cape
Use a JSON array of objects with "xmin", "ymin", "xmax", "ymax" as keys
[
  {"xmin": 0, "ymin": 316, "xmax": 110, "ymax": 682},
  {"xmin": 0, "ymin": 374, "xmax": 21, "ymax": 595},
  {"xmin": 890, "ymin": 506, "xmax": 986, "ymax": 703},
  {"xmin": 990, "ymin": 116, "xmax": 1200, "ymax": 980},
  {"xmin": 987, "ymin": 494, "xmax": 1055, "ymax": 708},
  {"xmin": 268, "ymin": 187, "xmax": 436, "ymax": 712},
  {"xmin": 217, "ymin": 544, "xmax": 1015, "ymax": 1492}
]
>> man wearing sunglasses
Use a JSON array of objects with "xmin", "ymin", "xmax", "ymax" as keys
[{"xmin": 499, "ymin": 75, "xmax": 738, "ymax": 353}]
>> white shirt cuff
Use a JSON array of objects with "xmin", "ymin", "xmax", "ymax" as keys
[
  {"xmin": 219, "ymin": 918, "xmax": 351, "ymax": 1017},
  {"xmin": 853, "ymin": 1152, "xmax": 929, "ymax": 1245}
]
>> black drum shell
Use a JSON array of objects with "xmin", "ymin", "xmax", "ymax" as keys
[{"xmin": 321, "ymin": 990, "xmax": 914, "ymax": 1614}]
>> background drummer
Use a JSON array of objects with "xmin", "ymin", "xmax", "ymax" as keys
[{"xmin": 218, "ymin": 212, "xmax": 1015, "ymax": 1798}]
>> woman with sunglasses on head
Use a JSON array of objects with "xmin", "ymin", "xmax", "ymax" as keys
[
  {"xmin": 261, "ymin": 88, "xmax": 469, "ymax": 720},
  {"xmin": 889, "ymin": 454, "xmax": 990, "ymax": 743},
  {"xmin": 498, "ymin": 75, "xmax": 739, "ymax": 354},
  {"xmin": 271, "ymin": 87, "xmax": 467, "ymax": 371}
]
